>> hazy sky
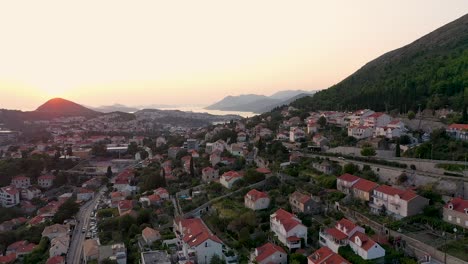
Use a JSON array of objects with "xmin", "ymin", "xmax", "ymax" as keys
[{"xmin": 0, "ymin": 1, "xmax": 467, "ymax": 110}]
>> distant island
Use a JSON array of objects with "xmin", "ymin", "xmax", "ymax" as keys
[{"xmin": 205, "ymin": 90, "xmax": 316, "ymax": 113}]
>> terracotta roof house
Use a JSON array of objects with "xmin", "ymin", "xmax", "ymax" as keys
[
  {"xmin": 118, "ymin": 200, "xmax": 134, "ymax": 216},
  {"xmin": 307, "ymin": 246, "xmax": 350, "ymax": 264},
  {"xmin": 370, "ymin": 185, "xmax": 429, "ymax": 219},
  {"xmin": 154, "ymin": 188, "xmax": 169, "ymax": 200},
  {"xmin": 0, "ymin": 186, "xmax": 20, "ymax": 208},
  {"xmin": 348, "ymin": 231, "xmax": 385, "ymax": 260},
  {"xmin": 14, "ymin": 242, "xmax": 37, "ymax": 258},
  {"xmin": 6, "ymin": 240, "xmax": 28, "ymax": 255},
  {"xmin": 173, "ymin": 217, "xmax": 225, "ymax": 263},
  {"xmin": 351, "ymin": 178, "xmax": 379, "ymax": 202},
  {"xmin": 201, "ymin": 167, "xmax": 219, "ymax": 183},
  {"xmin": 289, "ymin": 191, "xmax": 322, "ymax": 214},
  {"xmin": 253, "ymin": 242, "xmax": 287, "ymax": 264},
  {"xmin": 11, "ymin": 175, "xmax": 31, "ymax": 189},
  {"xmin": 270, "ymin": 209, "xmax": 307, "ymax": 249},
  {"xmin": 0, "ymin": 253, "xmax": 16, "ymax": 264},
  {"xmin": 38, "ymin": 175, "xmax": 55, "ymax": 189},
  {"xmin": 244, "ymin": 189, "xmax": 270, "ymax": 211},
  {"xmin": 319, "ymin": 218, "xmax": 364, "ymax": 253},
  {"xmin": 443, "ymin": 197, "xmax": 468, "ymax": 229},
  {"xmin": 336, "ymin": 174, "xmax": 360, "ymax": 194},
  {"xmin": 320, "ymin": 218, "xmax": 385, "ymax": 260},
  {"xmin": 219, "ymin": 171, "xmax": 243, "ymax": 189},
  {"xmin": 142, "ymin": 227, "xmax": 161, "ymax": 245},
  {"xmin": 446, "ymin": 123, "xmax": 468, "ymax": 141}
]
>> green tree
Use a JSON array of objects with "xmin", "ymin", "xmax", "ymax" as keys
[
  {"xmin": 342, "ymin": 163, "xmax": 359, "ymax": 174},
  {"xmin": 408, "ymin": 111, "xmax": 416, "ymax": 120},
  {"xmin": 395, "ymin": 139, "xmax": 401, "ymax": 157},
  {"xmin": 106, "ymin": 166, "xmax": 113, "ymax": 178},
  {"xmin": 127, "ymin": 142, "xmax": 139, "ymax": 156},
  {"xmin": 317, "ymin": 116, "xmax": 327, "ymax": 127},
  {"xmin": 290, "ymin": 253, "xmax": 308, "ymax": 264},
  {"xmin": 189, "ymin": 157, "xmax": 195, "ymax": 177},
  {"xmin": 53, "ymin": 198, "xmax": 80, "ymax": 224},
  {"xmin": 22, "ymin": 237, "xmax": 49, "ymax": 264},
  {"xmin": 361, "ymin": 147, "xmax": 376, "ymax": 156}
]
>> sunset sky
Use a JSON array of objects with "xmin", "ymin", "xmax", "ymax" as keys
[{"xmin": 0, "ymin": 1, "xmax": 467, "ymax": 110}]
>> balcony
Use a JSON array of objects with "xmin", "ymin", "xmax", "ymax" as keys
[{"xmin": 286, "ymin": 236, "xmax": 302, "ymax": 249}]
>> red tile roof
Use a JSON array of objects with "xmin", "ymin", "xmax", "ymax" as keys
[
  {"xmin": 349, "ymin": 231, "xmax": 377, "ymax": 251},
  {"xmin": 178, "ymin": 218, "xmax": 223, "ymax": 247},
  {"xmin": 38, "ymin": 175, "xmax": 55, "ymax": 180},
  {"xmin": 255, "ymin": 242, "xmax": 286, "ymax": 262},
  {"xmin": 154, "ymin": 187, "xmax": 169, "ymax": 196},
  {"xmin": 46, "ymin": 256, "xmax": 65, "ymax": 264},
  {"xmin": 353, "ymin": 179, "xmax": 378, "ymax": 192},
  {"xmin": 0, "ymin": 253, "xmax": 16, "ymax": 264},
  {"xmin": 15, "ymin": 243, "xmax": 36, "ymax": 254},
  {"xmin": 110, "ymin": 191, "xmax": 125, "ymax": 198},
  {"xmin": 367, "ymin": 112, "xmax": 385, "ymax": 118},
  {"xmin": 12, "ymin": 175, "xmax": 29, "ymax": 181},
  {"xmin": 271, "ymin": 209, "xmax": 304, "ymax": 232},
  {"xmin": 221, "ymin": 171, "xmax": 242, "ymax": 182},
  {"xmin": 147, "ymin": 194, "xmax": 161, "ymax": 203},
  {"xmin": 290, "ymin": 191, "xmax": 311, "ymax": 204},
  {"xmin": 256, "ymin": 167, "xmax": 271, "ymax": 174},
  {"xmin": 28, "ymin": 215, "xmax": 45, "ymax": 225},
  {"xmin": 336, "ymin": 218, "xmax": 357, "ymax": 233},
  {"xmin": 202, "ymin": 167, "xmax": 214, "ymax": 173},
  {"xmin": 245, "ymin": 189, "xmax": 269, "ymax": 202},
  {"xmin": 308, "ymin": 246, "xmax": 350, "ymax": 264},
  {"xmin": 287, "ymin": 236, "xmax": 301, "ymax": 241},
  {"xmin": 7, "ymin": 240, "xmax": 28, "ymax": 252},
  {"xmin": 445, "ymin": 197, "xmax": 468, "ymax": 213},
  {"xmin": 338, "ymin": 173, "xmax": 360, "ymax": 183},
  {"xmin": 1, "ymin": 186, "xmax": 19, "ymax": 196},
  {"xmin": 118, "ymin": 200, "xmax": 133, "ymax": 211},
  {"xmin": 374, "ymin": 185, "xmax": 418, "ymax": 201},
  {"xmin": 115, "ymin": 178, "xmax": 129, "ymax": 184},
  {"xmin": 447, "ymin": 124, "xmax": 468, "ymax": 131},
  {"xmin": 325, "ymin": 228, "xmax": 348, "ymax": 240},
  {"xmin": 78, "ymin": 188, "xmax": 94, "ymax": 194}
]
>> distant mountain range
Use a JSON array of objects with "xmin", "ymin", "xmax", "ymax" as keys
[
  {"xmin": 205, "ymin": 90, "xmax": 316, "ymax": 113},
  {"xmin": 90, "ymin": 104, "xmax": 140, "ymax": 113},
  {"xmin": 0, "ymin": 98, "xmax": 242, "ymax": 129},
  {"xmin": 291, "ymin": 13, "xmax": 468, "ymax": 113},
  {"xmin": 36, "ymin": 98, "xmax": 100, "ymax": 117}
]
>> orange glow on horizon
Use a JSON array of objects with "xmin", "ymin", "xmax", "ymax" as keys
[{"xmin": 0, "ymin": 0, "xmax": 467, "ymax": 110}]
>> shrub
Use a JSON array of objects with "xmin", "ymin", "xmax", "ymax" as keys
[{"xmin": 361, "ymin": 147, "xmax": 376, "ymax": 157}]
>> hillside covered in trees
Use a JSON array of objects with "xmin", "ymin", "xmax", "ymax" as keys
[{"xmin": 292, "ymin": 13, "xmax": 468, "ymax": 113}]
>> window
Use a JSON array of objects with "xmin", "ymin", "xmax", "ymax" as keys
[
  {"xmin": 448, "ymin": 215, "xmax": 452, "ymax": 221},
  {"xmin": 457, "ymin": 218, "xmax": 461, "ymax": 224}
]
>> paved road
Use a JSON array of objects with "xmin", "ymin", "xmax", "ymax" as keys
[{"xmin": 67, "ymin": 189, "xmax": 104, "ymax": 264}]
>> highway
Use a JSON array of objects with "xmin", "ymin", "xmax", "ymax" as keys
[{"xmin": 67, "ymin": 188, "xmax": 105, "ymax": 264}]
